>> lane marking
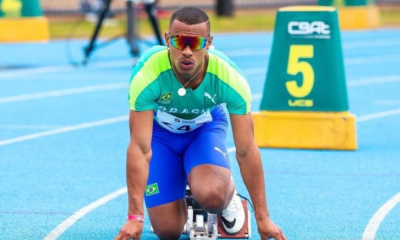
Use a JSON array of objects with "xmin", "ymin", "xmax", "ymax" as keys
[
  {"xmin": 43, "ymin": 188, "xmax": 128, "ymax": 240},
  {"xmin": 343, "ymin": 38, "xmax": 400, "ymax": 49},
  {"xmin": 1, "ymin": 39, "xmax": 399, "ymax": 80},
  {"xmin": 361, "ymin": 193, "xmax": 400, "ymax": 240},
  {"xmin": 347, "ymin": 75, "xmax": 400, "ymax": 87},
  {"xmin": 357, "ymin": 108, "xmax": 400, "ymax": 122},
  {"xmin": 345, "ymin": 54, "xmax": 400, "ymax": 65},
  {"xmin": 2, "ymin": 72, "xmax": 398, "ymax": 106},
  {"xmin": 0, "ymin": 83, "xmax": 127, "ymax": 104},
  {"xmin": 0, "ymin": 59, "xmax": 135, "ymax": 79},
  {"xmin": 373, "ymin": 100, "xmax": 400, "ymax": 106},
  {"xmin": 0, "ymin": 116, "xmax": 128, "ymax": 146},
  {"xmin": 0, "ymin": 125, "xmax": 61, "ymax": 130}
]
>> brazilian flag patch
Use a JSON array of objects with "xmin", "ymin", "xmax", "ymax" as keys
[
  {"xmin": 145, "ymin": 183, "xmax": 160, "ymax": 196},
  {"xmin": 160, "ymin": 92, "xmax": 172, "ymax": 104}
]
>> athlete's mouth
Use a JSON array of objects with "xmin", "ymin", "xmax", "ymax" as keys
[
  {"xmin": 179, "ymin": 59, "xmax": 194, "ymax": 69},
  {"xmin": 180, "ymin": 59, "xmax": 193, "ymax": 65}
]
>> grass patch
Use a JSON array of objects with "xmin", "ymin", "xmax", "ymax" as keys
[{"xmin": 48, "ymin": 8, "xmax": 400, "ymax": 39}]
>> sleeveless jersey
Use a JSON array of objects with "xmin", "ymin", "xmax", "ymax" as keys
[{"xmin": 128, "ymin": 46, "xmax": 251, "ymax": 133}]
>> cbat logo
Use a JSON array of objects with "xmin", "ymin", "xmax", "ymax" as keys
[
  {"xmin": 145, "ymin": 183, "xmax": 160, "ymax": 196},
  {"xmin": 288, "ymin": 21, "xmax": 330, "ymax": 38}
]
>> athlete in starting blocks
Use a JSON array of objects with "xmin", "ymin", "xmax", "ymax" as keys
[{"xmin": 114, "ymin": 6, "xmax": 287, "ymax": 240}]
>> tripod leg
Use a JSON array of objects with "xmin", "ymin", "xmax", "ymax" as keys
[
  {"xmin": 144, "ymin": 3, "xmax": 163, "ymax": 46},
  {"xmin": 83, "ymin": 0, "xmax": 113, "ymax": 64},
  {"xmin": 126, "ymin": 0, "xmax": 140, "ymax": 57}
]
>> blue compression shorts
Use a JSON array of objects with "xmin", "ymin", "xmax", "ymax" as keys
[{"xmin": 144, "ymin": 105, "xmax": 231, "ymax": 208}]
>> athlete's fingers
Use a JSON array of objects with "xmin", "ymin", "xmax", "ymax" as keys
[
  {"xmin": 136, "ymin": 232, "xmax": 142, "ymax": 240},
  {"xmin": 113, "ymin": 232, "xmax": 123, "ymax": 240}
]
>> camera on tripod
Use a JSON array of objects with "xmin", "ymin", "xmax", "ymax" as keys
[{"xmin": 83, "ymin": 0, "xmax": 164, "ymax": 65}]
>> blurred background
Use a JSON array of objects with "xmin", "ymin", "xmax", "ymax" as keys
[{"xmin": 40, "ymin": 0, "xmax": 400, "ymax": 39}]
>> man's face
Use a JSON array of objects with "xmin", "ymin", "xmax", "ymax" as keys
[{"xmin": 165, "ymin": 20, "xmax": 213, "ymax": 78}]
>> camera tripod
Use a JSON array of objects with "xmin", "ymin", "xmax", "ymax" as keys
[{"xmin": 83, "ymin": 0, "xmax": 164, "ymax": 64}]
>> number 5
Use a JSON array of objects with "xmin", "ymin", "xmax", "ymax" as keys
[{"xmin": 286, "ymin": 45, "xmax": 314, "ymax": 98}]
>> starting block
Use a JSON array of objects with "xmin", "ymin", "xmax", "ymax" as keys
[
  {"xmin": 151, "ymin": 188, "xmax": 251, "ymax": 240},
  {"xmin": 184, "ymin": 188, "xmax": 251, "ymax": 240}
]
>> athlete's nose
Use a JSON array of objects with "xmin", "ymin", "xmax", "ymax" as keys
[{"xmin": 182, "ymin": 45, "xmax": 193, "ymax": 57}]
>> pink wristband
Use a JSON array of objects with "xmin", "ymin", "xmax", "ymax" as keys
[{"xmin": 127, "ymin": 214, "xmax": 145, "ymax": 222}]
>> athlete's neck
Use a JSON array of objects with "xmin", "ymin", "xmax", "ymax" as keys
[{"xmin": 173, "ymin": 54, "xmax": 209, "ymax": 89}]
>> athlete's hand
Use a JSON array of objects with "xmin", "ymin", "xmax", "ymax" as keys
[
  {"xmin": 114, "ymin": 220, "xmax": 143, "ymax": 240},
  {"xmin": 257, "ymin": 218, "xmax": 287, "ymax": 240}
]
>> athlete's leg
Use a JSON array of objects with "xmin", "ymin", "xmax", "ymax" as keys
[
  {"xmin": 147, "ymin": 200, "xmax": 187, "ymax": 240},
  {"xmin": 145, "ymin": 129, "xmax": 187, "ymax": 240},
  {"xmin": 184, "ymin": 107, "xmax": 245, "ymax": 234},
  {"xmin": 184, "ymin": 115, "xmax": 235, "ymax": 213}
]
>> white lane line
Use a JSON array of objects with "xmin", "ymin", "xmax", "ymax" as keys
[
  {"xmin": 357, "ymin": 108, "xmax": 400, "ymax": 122},
  {"xmin": 0, "ymin": 115, "xmax": 128, "ymax": 146},
  {"xmin": 43, "ymin": 188, "xmax": 128, "ymax": 240},
  {"xmin": 361, "ymin": 193, "xmax": 400, "ymax": 240},
  {"xmin": 0, "ymin": 65, "xmax": 76, "ymax": 79},
  {"xmin": 0, "ymin": 59, "xmax": 136, "ymax": 80},
  {"xmin": 2, "ymin": 69, "xmax": 397, "ymax": 106},
  {"xmin": 0, "ymin": 125, "xmax": 61, "ymax": 130},
  {"xmin": 243, "ymin": 67, "xmax": 266, "ymax": 76},
  {"xmin": 227, "ymin": 49, "xmax": 271, "ymax": 57},
  {"xmin": 373, "ymin": 100, "xmax": 400, "ymax": 106},
  {"xmin": 343, "ymin": 38, "xmax": 400, "ymax": 49},
  {"xmin": 347, "ymin": 75, "xmax": 400, "ymax": 87},
  {"xmin": 345, "ymin": 54, "xmax": 400, "ymax": 65},
  {"xmin": 1, "ymin": 38, "xmax": 399, "ymax": 81},
  {"xmin": 0, "ymin": 83, "xmax": 127, "ymax": 104}
]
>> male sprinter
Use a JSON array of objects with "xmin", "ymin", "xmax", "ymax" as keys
[{"xmin": 115, "ymin": 6, "xmax": 286, "ymax": 240}]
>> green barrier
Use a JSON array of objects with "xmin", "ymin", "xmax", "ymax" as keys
[
  {"xmin": 0, "ymin": 0, "xmax": 42, "ymax": 18},
  {"xmin": 260, "ymin": 6, "xmax": 348, "ymax": 112},
  {"xmin": 253, "ymin": 6, "xmax": 357, "ymax": 150}
]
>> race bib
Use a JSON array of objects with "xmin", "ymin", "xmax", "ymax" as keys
[{"xmin": 156, "ymin": 110, "xmax": 213, "ymax": 133}]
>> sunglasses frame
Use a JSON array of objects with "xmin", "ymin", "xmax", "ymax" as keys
[{"xmin": 168, "ymin": 33, "xmax": 211, "ymax": 51}]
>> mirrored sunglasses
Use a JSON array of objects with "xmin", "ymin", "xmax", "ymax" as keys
[{"xmin": 168, "ymin": 34, "xmax": 209, "ymax": 51}]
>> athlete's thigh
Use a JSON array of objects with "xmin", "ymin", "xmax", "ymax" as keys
[
  {"xmin": 184, "ymin": 119, "xmax": 230, "ymax": 172},
  {"xmin": 145, "ymin": 137, "xmax": 187, "ymax": 208},
  {"xmin": 184, "ymin": 121, "xmax": 231, "ymax": 189}
]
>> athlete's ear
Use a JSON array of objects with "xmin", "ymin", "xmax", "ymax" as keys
[
  {"xmin": 164, "ymin": 32, "xmax": 170, "ymax": 48},
  {"xmin": 206, "ymin": 35, "xmax": 213, "ymax": 49}
]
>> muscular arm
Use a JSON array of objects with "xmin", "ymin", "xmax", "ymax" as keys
[
  {"xmin": 126, "ymin": 110, "xmax": 154, "ymax": 215},
  {"xmin": 230, "ymin": 113, "xmax": 286, "ymax": 240},
  {"xmin": 229, "ymin": 113, "xmax": 269, "ymax": 221}
]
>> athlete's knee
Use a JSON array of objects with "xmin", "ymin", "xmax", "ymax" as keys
[{"xmin": 192, "ymin": 186, "xmax": 228, "ymax": 213}]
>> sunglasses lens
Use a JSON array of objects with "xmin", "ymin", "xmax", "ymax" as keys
[{"xmin": 170, "ymin": 36, "xmax": 207, "ymax": 50}]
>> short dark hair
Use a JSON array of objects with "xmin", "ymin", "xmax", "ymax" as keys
[{"xmin": 169, "ymin": 7, "xmax": 210, "ymax": 34}]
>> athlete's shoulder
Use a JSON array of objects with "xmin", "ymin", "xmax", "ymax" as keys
[{"xmin": 207, "ymin": 48, "xmax": 246, "ymax": 78}]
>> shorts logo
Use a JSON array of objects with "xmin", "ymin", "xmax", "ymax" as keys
[
  {"xmin": 160, "ymin": 92, "xmax": 172, "ymax": 104},
  {"xmin": 145, "ymin": 183, "xmax": 160, "ymax": 196}
]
